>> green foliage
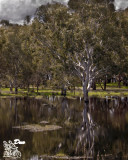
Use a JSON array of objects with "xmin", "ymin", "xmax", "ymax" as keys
[{"xmin": 0, "ymin": 1, "xmax": 128, "ymax": 95}]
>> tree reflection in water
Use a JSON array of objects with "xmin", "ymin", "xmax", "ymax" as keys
[
  {"xmin": 75, "ymin": 102, "xmax": 97, "ymax": 158},
  {"xmin": 0, "ymin": 97, "xmax": 128, "ymax": 159},
  {"xmin": 61, "ymin": 97, "xmax": 71, "ymax": 121}
]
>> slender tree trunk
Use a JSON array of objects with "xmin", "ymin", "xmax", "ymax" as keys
[
  {"xmin": 61, "ymin": 85, "xmax": 66, "ymax": 96},
  {"xmin": 118, "ymin": 75, "xmax": 121, "ymax": 88},
  {"xmin": 74, "ymin": 86, "xmax": 75, "ymax": 96},
  {"xmin": 122, "ymin": 76, "xmax": 128, "ymax": 86},
  {"xmin": 10, "ymin": 87, "xmax": 13, "ymax": 93},
  {"xmin": 92, "ymin": 80, "xmax": 96, "ymax": 90},
  {"xmin": 37, "ymin": 84, "xmax": 39, "ymax": 93},
  {"xmin": 83, "ymin": 81, "xmax": 89, "ymax": 103},
  {"xmin": 10, "ymin": 82, "xmax": 13, "ymax": 93},
  {"xmin": 15, "ymin": 87, "xmax": 18, "ymax": 94},
  {"xmin": 107, "ymin": 79, "xmax": 111, "ymax": 83},
  {"xmin": 99, "ymin": 80, "xmax": 104, "ymax": 90},
  {"xmin": 33, "ymin": 85, "xmax": 35, "ymax": 91},
  {"xmin": 14, "ymin": 78, "xmax": 18, "ymax": 94},
  {"xmin": 27, "ymin": 83, "xmax": 29, "ymax": 93},
  {"xmin": 103, "ymin": 77, "xmax": 107, "ymax": 91}
]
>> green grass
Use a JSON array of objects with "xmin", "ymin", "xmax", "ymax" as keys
[
  {"xmin": 96, "ymin": 82, "xmax": 128, "ymax": 89},
  {"xmin": 89, "ymin": 91, "xmax": 128, "ymax": 97},
  {"xmin": 55, "ymin": 153, "xmax": 67, "ymax": 157},
  {"xmin": 0, "ymin": 83, "xmax": 128, "ymax": 98}
]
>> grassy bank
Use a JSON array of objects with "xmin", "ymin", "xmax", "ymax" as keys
[{"xmin": 0, "ymin": 83, "xmax": 128, "ymax": 98}]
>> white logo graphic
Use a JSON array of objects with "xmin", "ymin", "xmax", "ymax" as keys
[{"xmin": 3, "ymin": 139, "xmax": 25, "ymax": 159}]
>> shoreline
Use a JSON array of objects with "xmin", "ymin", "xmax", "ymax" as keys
[{"xmin": 0, "ymin": 87, "xmax": 128, "ymax": 98}]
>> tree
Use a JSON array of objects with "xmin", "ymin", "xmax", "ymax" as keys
[
  {"xmin": 0, "ymin": 27, "xmax": 7, "ymax": 92},
  {"xmin": 2, "ymin": 26, "xmax": 27, "ymax": 93},
  {"xmin": 33, "ymin": 3, "xmax": 108, "ymax": 101},
  {"xmin": 33, "ymin": 1, "xmax": 128, "ymax": 101}
]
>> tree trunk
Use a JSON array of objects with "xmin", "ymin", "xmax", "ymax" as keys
[
  {"xmin": 74, "ymin": 86, "xmax": 75, "ymax": 95},
  {"xmin": 15, "ymin": 87, "xmax": 18, "ymax": 94},
  {"xmin": 118, "ymin": 75, "xmax": 121, "ymax": 88},
  {"xmin": 103, "ymin": 77, "xmax": 107, "ymax": 91},
  {"xmin": 10, "ymin": 82, "xmax": 13, "ymax": 93},
  {"xmin": 92, "ymin": 80, "xmax": 96, "ymax": 90},
  {"xmin": 33, "ymin": 85, "xmax": 35, "ymax": 91},
  {"xmin": 107, "ymin": 79, "xmax": 111, "ymax": 83},
  {"xmin": 37, "ymin": 84, "xmax": 39, "ymax": 93},
  {"xmin": 83, "ymin": 81, "xmax": 89, "ymax": 103},
  {"xmin": 61, "ymin": 85, "xmax": 66, "ymax": 96},
  {"xmin": 27, "ymin": 83, "xmax": 29, "ymax": 93},
  {"xmin": 99, "ymin": 80, "xmax": 104, "ymax": 90},
  {"xmin": 14, "ymin": 78, "xmax": 18, "ymax": 94}
]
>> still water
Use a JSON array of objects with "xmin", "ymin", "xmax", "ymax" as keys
[{"xmin": 0, "ymin": 96, "xmax": 128, "ymax": 160}]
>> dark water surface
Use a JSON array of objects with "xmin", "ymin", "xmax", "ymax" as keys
[{"xmin": 0, "ymin": 96, "xmax": 128, "ymax": 160}]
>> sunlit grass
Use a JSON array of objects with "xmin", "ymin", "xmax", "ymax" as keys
[
  {"xmin": 55, "ymin": 153, "xmax": 67, "ymax": 157},
  {"xmin": 96, "ymin": 82, "xmax": 128, "ymax": 89},
  {"xmin": 0, "ymin": 83, "xmax": 128, "ymax": 98},
  {"xmin": 89, "ymin": 91, "xmax": 128, "ymax": 97}
]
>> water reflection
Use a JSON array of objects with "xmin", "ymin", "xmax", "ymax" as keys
[
  {"xmin": 75, "ymin": 102, "xmax": 96, "ymax": 158},
  {"xmin": 0, "ymin": 96, "xmax": 128, "ymax": 159}
]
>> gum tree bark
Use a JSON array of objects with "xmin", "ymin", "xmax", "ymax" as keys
[{"xmin": 73, "ymin": 44, "xmax": 98, "ymax": 102}]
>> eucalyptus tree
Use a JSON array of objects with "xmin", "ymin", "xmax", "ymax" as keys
[
  {"xmin": 69, "ymin": 0, "xmax": 127, "ymax": 89},
  {"xmin": 116, "ymin": 9, "xmax": 128, "ymax": 86},
  {"xmin": 33, "ymin": 3, "xmax": 116, "ymax": 101},
  {"xmin": 0, "ymin": 27, "xmax": 7, "ymax": 91},
  {"xmin": 31, "ymin": 50, "xmax": 50, "ymax": 93},
  {"xmin": 18, "ymin": 25, "xmax": 36, "ymax": 91},
  {"xmin": 102, "ymin": 10, "xmax": 128, "ymax": 88},
  {"xmin": 2, "ymin": 26, "xmax": 27, "ymax": 94}
]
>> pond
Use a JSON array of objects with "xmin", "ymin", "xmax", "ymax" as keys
[{"xmin": 0, "ymin": 96, "xmax": 128, "ymax": 160}]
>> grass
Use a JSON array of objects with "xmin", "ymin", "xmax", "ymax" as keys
[
  {"xmin": 13, "ymin": 124, "xmax": 62, "ymax": 132},
  {"xmin": 89, "ymin": 91, "xmax": 128, "ymax": 97},
  {"xmin": 55, "ymin": 153, "xmax": 67, "ymax": 157},
  {"xmin": 97, "ymin": 82, "xmax": 128, "ymax": 89},
  {"xmin": 0, "ymin": 83, "xmax": 128, "ymax": 98}
]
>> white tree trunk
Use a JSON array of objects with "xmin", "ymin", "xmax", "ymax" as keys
[
  {"xmin": 83, "ymin": 81, "xmax": 89, "ymax": 102},
  {"xmin": 73, "ymin": 45, "xmax": 97, "ymax": 103}
]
